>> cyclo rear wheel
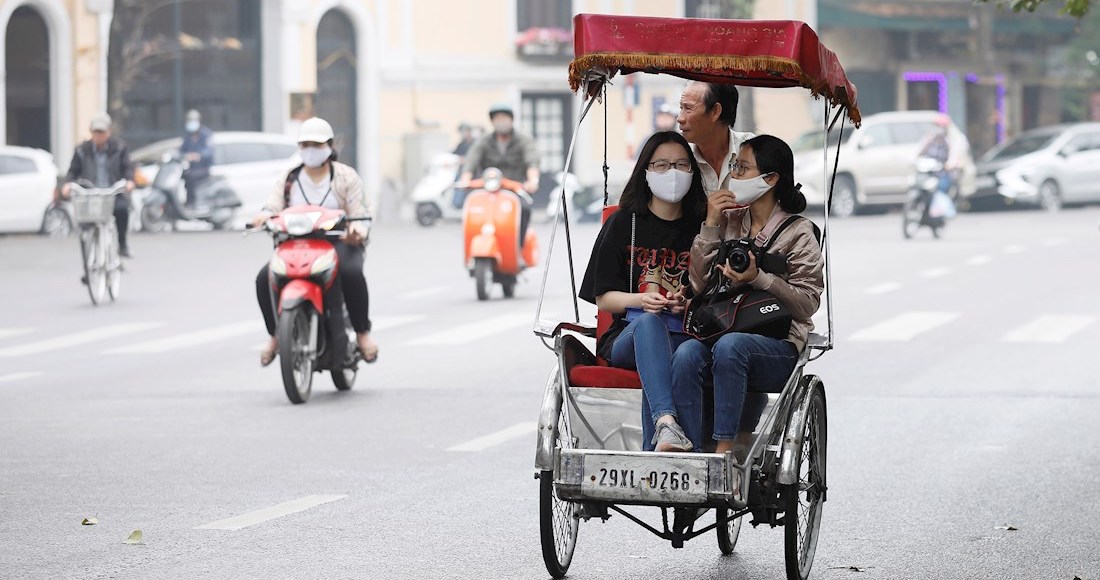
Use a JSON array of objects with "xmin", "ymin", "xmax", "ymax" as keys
[
  {"xmin": 278, "ymin": 306, "xmax": 316, "ymax": 404},
  {"xmin": 539, "ymin": 407, "xmax": 578, "ymax": 578},
  {"xmin": 782, "ymin": 381, "xmax": 827, "ymax": 580}
]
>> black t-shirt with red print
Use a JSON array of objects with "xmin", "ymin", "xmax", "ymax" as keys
[{"xmin": 580, "ymin": 209, "xmax": 700, "ymax": 358}]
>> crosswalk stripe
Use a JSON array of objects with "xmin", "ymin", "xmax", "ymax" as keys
[
  {"xmin": 448, "ymin": 422, "xmax": 537, "ymax": 452},
  {"xmin": 195, "ymin": 495, "xmax": 347, "ymax": 531},
  {"xmin": 966, "ymin": 255, "xmax": 992, "ymax": 266},
  {"xmin": 849, "ymin": 312, "xmax": 960, "ymax": 342},
  {"xmin": 407, "ymin": 313, "xmax": 531, "ymax": 346},
  {"xmin": 1002, "ymin": 315, "xmax": 1095, "ymax": 344},
  {"xmin": 919, "ymin": 267, "xmax": 951, "ymax": 279},
  {"xmin": 864, "ymin": 282, "xmax": 901, "ymax": 296},
  {"xmin": 104, "ymin": 321, "xmax": 258, "ymax": 354},
  {"xmin": 0, "ymin": 328, "xmax": 33, "ymax": 341},
  {"xmin": 0, "ymin": 371, "xmax": 42, "ymax": 384},
  {"xmin": 0, "ymin": 323, "xmax": 162, "ymax": 357}
]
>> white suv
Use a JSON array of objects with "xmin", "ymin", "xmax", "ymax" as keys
[{"xmin": 793, "ymin": 111, "xmax": 976, "ymax": 217}]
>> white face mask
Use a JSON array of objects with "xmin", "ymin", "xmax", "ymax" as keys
[
  {"xmin": 645, "ymin": 169, "xmax": 693, "ymax": 204},
  {"xmin": 185, "ymin": 120, "xmax": 200, "ymax": 133},
  {"xmin": 727, "ymin": 173, "xmax": 774, "ymax": 205},
  {"xmin": 300, "ymin": 146, "xmax": 331, "ymax": 168},
  {"xmin": 493, "ymin": 120, "xmax": 513, "ymax": 134}
]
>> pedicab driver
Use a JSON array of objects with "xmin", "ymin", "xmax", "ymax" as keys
[
  {"xmin": 678, "ymin": 81, "xmax": 755, "ymax": 206},
  {"xmin": 457, "ymin": 103, "xmax": 540, "ymax": 252}
]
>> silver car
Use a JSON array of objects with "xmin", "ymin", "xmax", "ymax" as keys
[
  {"xmin": 794, "ymin": 111, "xmax": 976, "ymax": 217},
  {"xmin": 972, "ymin": 123, "xmax": 1100, "ymax": 211}
]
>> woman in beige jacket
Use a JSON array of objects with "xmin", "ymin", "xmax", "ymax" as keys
[
  {"xmin": 670, "ymin": 135, "xmax": 824, "ymax": 454},
  {"xmin": 251, "ymin": 117, "xmax": 378, "ymax": 366}
]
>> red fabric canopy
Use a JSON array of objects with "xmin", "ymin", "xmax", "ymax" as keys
[{"xmin": 569, "ymin": 14, "xmax": 861, "ymax": 125}]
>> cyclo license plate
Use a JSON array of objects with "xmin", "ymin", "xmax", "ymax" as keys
[{"xmin": 580, "ymin": 454, "xmax": 708, "ymax": 502}]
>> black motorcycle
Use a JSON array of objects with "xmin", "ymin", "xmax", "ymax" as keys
[
  {"xmin": 140, "ymin": 153, "xmax": 241, "ymax": 231},
  {"xmin": 902, "ymin": 156, "xmax": 952, "ymax": 239}
]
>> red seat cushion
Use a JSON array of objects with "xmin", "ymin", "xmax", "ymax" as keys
[{"xmin": 569, "ymin": 364, "xmax": 642, "ymax": 389}]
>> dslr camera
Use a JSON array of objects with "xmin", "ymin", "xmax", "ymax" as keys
[{"xmin": 716, "ymin": 238, "xmax": 788, "ymax": 275}]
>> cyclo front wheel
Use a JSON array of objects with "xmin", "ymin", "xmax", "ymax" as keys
[
  {"xmin": 80, "ymin": 225, "xmax": 108, "ymax": 305},
  {"xmin": 782, "ymin": 381, "xmax": 827, "ymax": 580},
  {"xmin": 539, "ymin": 407, "xmax": 578, "ymax": 578},
  {"xmin": 278, "ymin": 305, "xmax": 316, "ymax": 404}
]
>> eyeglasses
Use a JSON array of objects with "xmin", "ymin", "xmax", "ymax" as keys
[
  {"xmin": 648, "ymin": 160, "xmax": 693, "ymax": 173},
  {"xmin": 731, "ymin": 161, "xmax": 759, "ymax": 177}
]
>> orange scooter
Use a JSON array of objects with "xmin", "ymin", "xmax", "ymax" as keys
[{"xmin": 463, "ymin": 168, "xmax": 539, "ymax": 300}]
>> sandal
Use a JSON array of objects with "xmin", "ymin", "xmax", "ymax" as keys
[
  {"xmin": 356, "ymin": 334, "xmax": 379, "ymax": 364},
  {"xmin": 259, "ymin": 347, "xmax": 277, "ymax": 367}
]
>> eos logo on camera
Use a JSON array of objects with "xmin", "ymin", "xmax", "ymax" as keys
[{"xmin": 759, "ymin": 304, "xmax": 780, "ymax": 314}]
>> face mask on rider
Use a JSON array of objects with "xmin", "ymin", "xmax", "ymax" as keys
[
  {"xmin": 299, "ymin": 146, "xmax": 332, "ymax": 169},
  {"xmin": 493, "ymin": 119, "xmax": 513, "ymax": 134},
  {"xmin": 645, "ymin": 169, "xmax": 693, "ymax": 204},
  {"xmin": 185, "ymin": 120, "xmax": 200, "ymax": 133},
  {"xmin": 727, "ymin": 173, "xmax": 775, "ymax": 206}
]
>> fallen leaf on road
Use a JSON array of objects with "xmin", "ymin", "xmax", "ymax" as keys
[
  {"xmin": 81, "ymin": 517, "xmax": 97, "ymax": 526},
  {"xmin": 994, "ymin": 524, "xmax": 1018, "ymax": 531},
  {"xmin": 122, "ymin": 530, "xmax": 143, "ymax": 544},
  {"xmin": 828, "ymin": 565, "xmax": 869, "ymax": 572}
]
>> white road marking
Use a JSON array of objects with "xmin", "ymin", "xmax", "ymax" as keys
[
  {"xmin": 0, "ymin": 328, "xmax": 33, "ymax": 341},
  {"xmin": 1002, "ymin": 315, "xmax": 1095, "ymax": 344},
  {"xmin": 0, "ymin": 371, "xmax": 42, "ymax": 384},
  {"xmin": 919, "ymin": 267, "xmax": 952, "ymax": 279},
  {"xmin": 407, "ymin": 313, "xmax": 531, "ymax": 346},
  {"xmin": 966, "ymin": 255, "xmax": 992, "ymax": 266},
  {"xmin": 864, "ymin": 282, "xmax": 901, "ymax": 296},
  {"xmin": 195, "ymin": 495, "xmax": 347, "ymax": 531},
  {"xmin": 448, "ymin": 422, "xmax": 537, "ymax": 452},
  {"xmin": 1041, "ymin": 237, "xmax": 1069, "ymax": 247},
  {"xmin": 372, "ymin": 314, "xmax": 427, "ymax": 331},
  {"xmin": 1003, "ymin": 244, "xmax": 1025, "ymax": 254},
  {"xmin": 403, "ymin": 286, "xmax": 450, "ymax": 300},
  {"xmin": 104, "ymin": 321, "xmax": 257, "ymax": 354},
  {"xmin": 0, "ymin": 323, "xmax": 162, "ymax": 357},
  {"xmin": 849, "ymin": 312, "xmax": 960, "ymax": 342}
]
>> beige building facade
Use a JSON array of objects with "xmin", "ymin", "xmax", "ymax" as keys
[{"xmin": 0, "ymin": 0, "xmax": 823, "ymax": 213}]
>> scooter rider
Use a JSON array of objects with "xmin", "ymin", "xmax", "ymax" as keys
[
  {"xmin": 180, "ymin": 109, "xmax": 214, "ymax": 209},
  {"xmin": 250, "ymin": 117, "xmax": 379, "ymax": 367},
  {"xmin": 458, "ymin": 103, "xmax": 540, "ymax": 248},
  {"xmin": 62, "ymin": 113, "xmax": 136, "ymax": 258}
]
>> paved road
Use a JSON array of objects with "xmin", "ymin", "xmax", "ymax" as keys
[{"xmin": 0, "ymin": 207, "xmax": 1098, "ymax": 579}]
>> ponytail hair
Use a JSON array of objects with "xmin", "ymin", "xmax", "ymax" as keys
[{"xmin": 742, "ymin": 134, "xmax": 806, "ymax": 214}]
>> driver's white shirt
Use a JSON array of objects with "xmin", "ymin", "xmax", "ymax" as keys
[
  {"xmin": 289, "ymin": 171, "xmax": 339, "ymax": 209},
  {"xmin": 690, "ymin": 129, "xmax": 755, "ymax": 196}
]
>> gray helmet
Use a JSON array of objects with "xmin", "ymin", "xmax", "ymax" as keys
[{"xmin": 488, "ymin": 103, "xmax": 514, "ymax": 119}]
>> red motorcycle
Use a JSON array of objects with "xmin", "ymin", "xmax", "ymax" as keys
[{"xmin": 258, "ymin": 205, "xmax": 371, "ymax": 404}]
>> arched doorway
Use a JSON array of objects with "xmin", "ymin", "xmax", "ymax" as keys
[
  {"xmin": 316, "ymin": 9, "xmax": 357, "ymax": 168},
  {"xmin": 5, "ymin": 5, "xmax": 49, "ymax": 151}
]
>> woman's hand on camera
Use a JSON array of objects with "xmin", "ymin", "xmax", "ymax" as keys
[
  {"xmin": 705, "ymin": 189, "xmax": 738, "ymax": 227},
  {"xmin": 639, "ymin": 291, "xmax": 669, "ymax": 314},
  {"xmin": 718, "ymin": 251, "xmax": 759, "ymax": 284}
]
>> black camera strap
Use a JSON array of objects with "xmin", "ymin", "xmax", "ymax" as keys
[{"xmin": 704, "ymin": 213, "xmax": 803, "ymax": 294}]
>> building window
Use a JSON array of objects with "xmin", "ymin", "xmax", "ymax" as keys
[
  {"xmin": 515, "ymin": 1, "xmax": 572, "ymax": 61},
  {"xmin": 521, "ymin": 93, "xmax": 573, "ymax": 206}
]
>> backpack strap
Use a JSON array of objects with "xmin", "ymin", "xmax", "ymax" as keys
[{"xmin": 282, "ymin": 164, "xmax": 305, "ymax": 208}]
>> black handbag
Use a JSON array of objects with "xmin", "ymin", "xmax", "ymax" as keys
[{"xmin": 683, "ymin": 214, "xmax": 802, "ymax": 344}]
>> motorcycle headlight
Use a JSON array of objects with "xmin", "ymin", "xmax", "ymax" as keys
[
  {"xmin": 484, "ymin": 178, "xmax": 502, "ymax": 192},
  {"xmin": 284, "ymin": 212, "xmax": 321, "ymax": 236},
  {"xmin": 310, "ymin": 248, "xmax": 337, "ymax": 276},
  {"xmin": 481, "ymin": 224, "xmax": 496, "ymax": 236},
  {"xmin": 270, "ymin": 254, "xmax": 287, "ymax": 276}
]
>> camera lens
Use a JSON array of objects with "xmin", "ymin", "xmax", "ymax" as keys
[{"xmin": 727, "ymin": 247, "xmax": 750, "ymax": 273}]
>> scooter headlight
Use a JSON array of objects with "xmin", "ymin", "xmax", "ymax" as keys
[
  {"xmin": 310, "ymin": 248, "xmax": 337, "ymax": 276},
  {"xmin": 270, "ymin": 254, "xmax": 287, "ymax": 276},
  {"xmin": 285, "ymin": 212, "xmax": 321, "ymax": 236},
  {"xmin": 481, "ymin": 224, "xmax": 496, "ymax": 236}
]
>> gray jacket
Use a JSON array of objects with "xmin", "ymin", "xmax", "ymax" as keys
[{"xmin": 65, "ymin": 138, "xmax": 133, "ymax": 186}]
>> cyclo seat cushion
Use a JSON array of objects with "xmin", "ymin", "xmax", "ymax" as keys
[{"xmin": 568, "ymin": 209, "xmax": 643, "ymax": 389}]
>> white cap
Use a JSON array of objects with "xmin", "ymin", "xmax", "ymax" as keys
[
  {"xmin": 90, "ymin": 113, "xmax": 112, "ymax": 132},
  {"xmin": 298, "ymin": 117, "xmax": 334, "ymax": 144}
]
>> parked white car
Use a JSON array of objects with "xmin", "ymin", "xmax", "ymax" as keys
[
  {"xmin": 793, "ymin": 111, "xmax": 976, "ymax": 217},
  {"xmin": 131, "ymin": 131, "xmax": 300, "ymax": 224},
  {"xmin": 0, "ymin": 146, "xmax": 62, "ymax": 234},
  {"xmin": 972, "ymin": 123, "xmax": 1100, "ymax": 211}
]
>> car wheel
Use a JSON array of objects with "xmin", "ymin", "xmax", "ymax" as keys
[
  {"xmin": 1038, "ymin": 180, "xmax": 1062, "ymax": 213},
  {"xmin": 830, "ymin": 175, "xmax": 858, "ymax": 218}
]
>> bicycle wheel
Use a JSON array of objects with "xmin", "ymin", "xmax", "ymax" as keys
[
  {"xmin": 539, "ymin": 407, "xmax": 578, "ymax": 578},
  {"xmin": 104, "ymin": 223, "xmax": 122, "ymax": 301},
  {"xmin": 81, "ymin": 226, "xmax": 108, "ymax": 305},
  {"xmin": 782, "ymin": 381, "xmax": 827, "ymax": 580},
  {"xmin": 716, "ymin": 507, "xmax": 743, "ymax": 555}
]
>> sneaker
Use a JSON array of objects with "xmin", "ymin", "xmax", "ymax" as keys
[
  {"xmin": 653, "ymin": 421, "xmax": 692, "ymax": 452},
  {"xmin": 119, "ymin": 248, "xmax": 132, "ymax": 259}
]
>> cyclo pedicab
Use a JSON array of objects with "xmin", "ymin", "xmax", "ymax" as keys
[{"xmin": 532, "ymin": 14, "xmax": 861, "ymax": 580}]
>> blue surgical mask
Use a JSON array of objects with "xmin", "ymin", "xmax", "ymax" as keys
[{"xmin": 185, "ymin": 120, "xmax": 200, "ymax": 133}]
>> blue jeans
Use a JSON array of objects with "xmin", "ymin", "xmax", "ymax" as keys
[
  {"xmin": 609, "ymin": 313, "xmax": 693, "ymax": 451},
  {"xmin": 671, "ymin": 333, "xmax": 799, "ymax": 450}
]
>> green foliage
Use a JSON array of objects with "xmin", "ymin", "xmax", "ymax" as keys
[{"xmin": 976, "ymin": 0, "xmax": 1091, "ymax": 18}]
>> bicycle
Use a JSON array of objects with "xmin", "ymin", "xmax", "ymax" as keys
[{"xmin": 69, "ymin": 181, "xmax": 127, "ymax": 305}]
